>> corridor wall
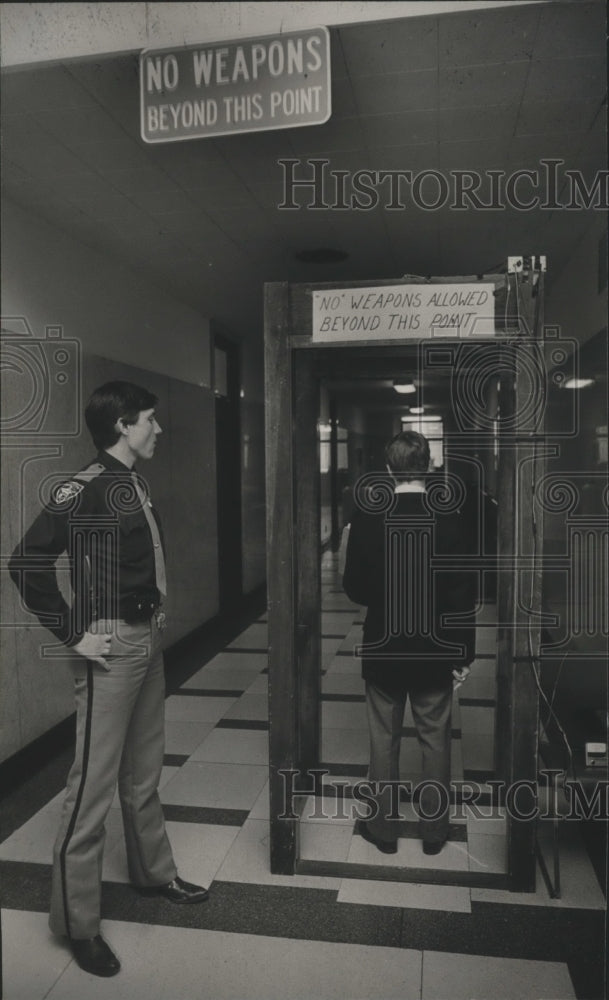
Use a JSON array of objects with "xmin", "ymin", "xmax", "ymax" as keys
[{"xmin": 1, "ymin": 200, "xmax": 220, "ymax": 762}]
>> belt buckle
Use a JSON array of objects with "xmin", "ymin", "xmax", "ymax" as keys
[{"xmin": 154, "ymin": 609, "xmax": 166, "ymax": 631}]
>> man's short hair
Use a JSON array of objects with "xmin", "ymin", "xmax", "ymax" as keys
[
  {"xmin": 85, "ymin": 381, "xmax": 158, "ymax": 450},
  {"xmin": 385, "ymin": 430, "xmax": 430, "ymax": 476}
]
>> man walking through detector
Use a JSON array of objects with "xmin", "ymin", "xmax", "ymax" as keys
[
  {"xmin": 343, "ymin": 431, "xmax": 476, "ymax": 855},
  {"xmin": 10, "ymin": 381, "xmax": 209, "ymax": 978}
]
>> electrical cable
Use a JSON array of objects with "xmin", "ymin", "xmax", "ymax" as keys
[{"xmin": 519, "ymin": 268, "xmax": 577, "ymax": 784}]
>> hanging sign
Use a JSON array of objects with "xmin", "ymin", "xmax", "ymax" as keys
[
  {"xmin": 140, "ymin": 27, "xmax": 331, "ymax": 143},
  {"xmin": 312, "ymin": 284, "xmax": 497, "ymax": 342}
]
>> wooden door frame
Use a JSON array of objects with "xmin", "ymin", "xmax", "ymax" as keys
[{"xmin": 265, "ymin": 271, "xmax": 545, "ymax": 891}]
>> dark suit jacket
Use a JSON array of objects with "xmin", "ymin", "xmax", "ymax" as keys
[{"xmin": 343, "ymin": 489, "xmax": 477, "ymax": 690}]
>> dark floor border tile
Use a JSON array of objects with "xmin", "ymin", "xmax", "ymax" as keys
[
  {"xmin": 321, "ymin": 762, "xmax": 369, "ymax": 777},
  {"xmin": 402, "ymin": 727, "xmax": 462, "ymax": 739},
  {"xmin": 162, "ymin": 804, "xmax": 249, "ymax": 826},
  {"xmin": 223, "ymin": 647, "xmax": 268, "ymax": 654},
  {"xmin": 163, "ymin": 754, "xmax": 190, "ymax": 767},
  {"xmin": 315, "ymin": 784, "xmax": 497, "ymax": 808},
  {"xmin": 215, "ymin": 719, "xmax": 269, "ymax": 731},
  {"xmin": 1, "ymin": 860, "xmax": 603, "ymax": 997},
  {"xmin": 176, "ymin": 688, "xmax": 245, "ymax": 698},
  {"xmin": 400, "ymin": 901, "xmax": 605, "ymax": 1000},
  {"xmin": 321, "ymin": 693, "xmax": 365, "ymax": 703},
  {"xmin": 463, "ymin": 769, "xmax": 496, "ymax": 782},
  {"xmin": 0, "ymin": 862, "xmax": 401, "ymax": 950},
  {"xmin": 123, "ymin": 879, "xmax": 404, "ymax": 948},
  {"xmin": 353, "ymin": 821, "xmax": 468, "ymax": 843}
]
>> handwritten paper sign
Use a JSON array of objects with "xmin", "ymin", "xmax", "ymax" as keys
[
  {"xmin": 140, "ymin": 27, "xmax": 330, "ymax": 143},
  {"xmin": 312, "ymin": 284, "xmax": 496, "ymax": 342}
]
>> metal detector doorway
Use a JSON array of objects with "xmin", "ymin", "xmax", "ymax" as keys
[{"xmin": 265, "ymin": 266, "xmax": 546, "ymax": 892}]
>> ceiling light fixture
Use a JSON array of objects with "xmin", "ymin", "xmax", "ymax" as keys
[
  {"xmin": 562, "ymin": 377, "xmax": 595, "ymax": 389},
  {"xmin": 393, "ymin": 380, "xmax": 416, "ymax": 394},
  {"xmin": 408, "ymin": 406, "xmax": 424, "ymax": 415}
]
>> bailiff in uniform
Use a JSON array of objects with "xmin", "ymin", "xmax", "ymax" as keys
[{"xmin": 9, "ymin": 381, "xmax": 209, "ymax": 978}]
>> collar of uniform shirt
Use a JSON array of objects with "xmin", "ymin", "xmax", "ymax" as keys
[{"xmin": 394, "ymin": 480, "xmax": 426, "ymax": 493}]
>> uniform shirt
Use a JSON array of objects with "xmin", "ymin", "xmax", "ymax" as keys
[{"xmin": 9, "ymin": 451, "xmax": 164, "ymax": 646}]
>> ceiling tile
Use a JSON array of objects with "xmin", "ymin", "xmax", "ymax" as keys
[
  {"xmin": 41, "ymin": 171, "xmax": 120, "ymax": 202},
  {"xmin": 328, "ymin": 28, "xmax": 349, "ymax": 81},
  {"xmin": 31, "ymin": 105, "xmax": 128, "ymax": 145},
  {"xmin": 102, "ymin": 166, "xmax": 183, "ymax": 196},
  {"xmin": 515, "ymin": 99, "xmax": 601, "ymax": 138},
  {"xmin": 288, "ymin": 117, "xmax": 364, "ymax": 155},
  {"xmin": 271, "ymin": 210, "xmax": 341, "ymax": 244},
  {"xmin": 66, "ymin": 56, "xmax": 141, "ymax": 130},
  {"xmin": 438, "ymin": 104, "xmax": 518, "ymax": 143},
  {"xmin": 439, "ymin": 61, "xmax": 529, "ymax": 109},
  {"xmin": 350, "ymin": 69, "xmax": 438, "ymax": 116},
  {"xmin": 368, "ymin": 145, "xmax": 439, "ymax": 174},
  {"xmin": 438, "ymin": 6, "xmax": 539, "ymax": 67},
  {"xmin": 361, "ymin": 110, "xmax": 438, "ymax": 149},
  {"xmin": 206, "ymin": 206, "xmax": 274, "ymax": 241},
  {"xmin": 247, "ymin": 181, "xmax": 289, "ymax": 210},
  {"xmin": 305, "ymin": 150, "xmax": 373, "ymax": 175},
  {"xmin": 68, "ymin": 138, "xmax": 152, "ymax": 172},
  {"xmin": 16, "ymin": 141, "xmax": 94, "ymax": 178},
  {"xmin": 339, "ymin": 16, "xmax": 437, "ymax": 76},
  {"xmin": 1, "ymin": 4, "xmax": 606, "ymax": 346},
  {"xmin": 524, "ymin": 57, "xmax": 607, "ymax": 104},
  {"xmin": 212, "ymin": 129, "xmax": 287, "ymax": 160},
  {"xmin": 439, "ymin": 138, "xmax": 514, "ymax": 171},
  {"xmin": 0, "ymin": 65, "xmax": 98, "ymax": 111},
  {"xmin": 76, "ymin": 190, "xmax": 145, "ymax": 220},
  {"xmin": 145, "ymin": 209, "xmax": 221, "ymax": 240},
  {"xmin": 161, "ymin": 157, "xmax": 242, "ymax": 189},
  {"xmin": 574, "ymin": 112, "xmax": 608, "ymax": 160},
  {"xmin": 127, "ymin": 188, "xmax": 201, "ymax": 216},
  {"xmin": 146, "ymin": 138, "xmax": 228, "ymax": 168},
  {"xmin": 1, "ymin": 112, "xmax": 57, "ymax": 160},
  {"xmin": 383, "ymin": 211, "xmax": 440, "ymax": 240},
  {"xmin": 179, "ymin": 225, "xmax": 238, "ymax": 258},
  {"xmin": 535, "ymin": 2, "xmax": 607, "ymax": 59},
  {"xmin": 186, "ymin": 184, "xmax": 259, "ymax": 210},
  {"xmin": 330, "ymin": 77, "xmax": 358, "ymax": 120},
  {"xmin": 507, "ymin": 134, "xmax": 594, "ymax": 168}
]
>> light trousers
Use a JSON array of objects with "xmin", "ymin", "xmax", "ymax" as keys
[
  {"xmin": 365, "ymin": 675, "xmax": 453, "ymax": 845},
  {"xmin": 49, "ymin": 618, "xmax": 177, "ymax": 940}
]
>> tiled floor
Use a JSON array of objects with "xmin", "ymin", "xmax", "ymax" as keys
[{"xmin": 1, "ymin": 553, "xmax": 606, "ymax": 998}]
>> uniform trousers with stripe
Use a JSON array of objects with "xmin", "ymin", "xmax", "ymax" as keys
[
  {"xmin": 364, "ymin": 673, "xmax": 453, "ymax": 846},
  {"xmin": 49, "ymin": 618, "xmax": 177, "ymax": 940}
]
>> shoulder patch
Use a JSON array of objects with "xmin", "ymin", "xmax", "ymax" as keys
[
  {"xmin": 54, "ymin": 481, "xmax": 85, "ymax": 504},
  {"xmin": 73, "ymin": 462, "xmax": 105, "ymax": 485}
]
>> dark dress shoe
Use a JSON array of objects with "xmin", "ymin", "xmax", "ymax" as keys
[
  {"xmin": 423, "ymin": 839, "xmax": 447, "ymax": 856},
  {"xmin": 152, "ymin": 875, "xmax": 209, "ymax": 903},
  {"xmin": 70, "ymin": 935, "xmax": 120, "ymax": 977},
  {"xmin": 356, "ymin": 820, "xmax": 398, "ymax": 855}
]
